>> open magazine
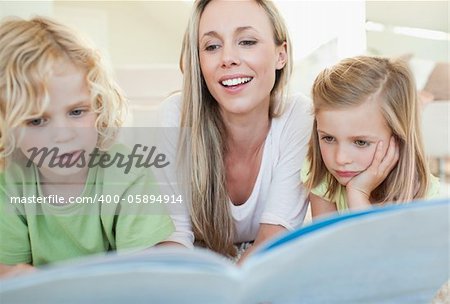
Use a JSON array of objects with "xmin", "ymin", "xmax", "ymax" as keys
[{"xmin": 1, "ymin": 198, "xmax": 448, "ymax": 303}]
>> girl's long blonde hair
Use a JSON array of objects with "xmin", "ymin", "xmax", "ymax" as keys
[
  {"xmin": 0, "ymin": 16, "xmax": 126, "ymax": 164},
  {"xmin": 179, "ymin": 0, "xmax": 293, "ymax": 256},
  {"xmin": 306, "ymin": 56, "xmax": 430, "ymax": 203}
]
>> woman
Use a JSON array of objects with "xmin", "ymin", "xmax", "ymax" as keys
[{"xmin": 160, "ymin": 0, "xmax": 312, "ymax": 259}]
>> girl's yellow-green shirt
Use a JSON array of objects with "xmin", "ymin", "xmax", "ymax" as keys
[{"xmin": 301, "ymin": 162, "xmax": 441, "ymax": 212}]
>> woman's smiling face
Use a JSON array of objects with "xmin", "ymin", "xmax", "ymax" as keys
[{"xmin": 198, "ymin": 0, "xmax": 287, "ymax": 118}]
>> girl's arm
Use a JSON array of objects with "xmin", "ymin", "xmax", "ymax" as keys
[
  {"xmin": 310, "ymin": 193, "xmax": 337, "ymax": 219},
  {"xmin": 0, "ymin": 263, "xmax": 35, "ymax": 278}
]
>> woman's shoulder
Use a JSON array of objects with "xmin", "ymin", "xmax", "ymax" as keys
[
  {"xmin": 286, "ymin": 92, "xmax": 312, "ymax": 113},
  {"xmin": 278, "ymin": 92, "xmax": 313, "ymax": 122},
  {"xmin": 160, "ymin": 92, "xmax": 182, "ymax": 114},
  {"xmin": 273, "ymin": 92, "xmax": 313, "ymax": 133},
  {"xmin": 157, "ymin": 92, "xmax": 183, "ymax": 127}
]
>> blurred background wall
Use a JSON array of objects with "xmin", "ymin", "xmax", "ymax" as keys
[{"xmin": 1, "ymin": 0, "xmax": 448, "ymax": 189}]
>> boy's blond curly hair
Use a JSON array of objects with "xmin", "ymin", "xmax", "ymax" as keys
[{"xmin": 0, "ymin": 16, "xmax": 127, "ymax": 165}]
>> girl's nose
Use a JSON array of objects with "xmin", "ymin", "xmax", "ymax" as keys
[{"xmin": 335, "ymin": 145, "xmax": 353, "ymax": 166}]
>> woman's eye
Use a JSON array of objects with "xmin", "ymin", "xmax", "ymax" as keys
[
  {"xmin": 205, "ymin": 44, "xmax": 220, "ymax": 51},
  {"xmin": 27, "ymin": 118, "xmax": 46, "ymax": 127},
  {"xmin": 355, "ymin": 140, "xmax": 369, "ymax": 147},
  {"xmin": 239, "ymin": 40, "xmax": 257, "ymax": 46},
  {"xmin": 321, "ymin": 136, "xmax": 334, "ymax": 143}
]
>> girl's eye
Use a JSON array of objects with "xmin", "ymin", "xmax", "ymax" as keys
[
  {"xmin": 354, "ymin": 140, "xmax": 369, "ymax": 147},
  {"xmin": 27, "ymin": 118, "xmax": 46, "ymax": 127},
  {"xmin": 321, "ymin": 136, "xmax": 334, "ymax": 143},
  {"xmin": 205, "ymin": 44, "xmax": 220, "ymax": 52},
  {"xmin": 239, "ymin": 40, "xmax": 257, "ymax": 46}
]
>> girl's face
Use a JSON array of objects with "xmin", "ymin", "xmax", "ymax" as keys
[
  {"xmin": 316, "ymin": 99, "xmax": 392, "ymax": 186},
  {"xmin": 16, "ymin": 61, "xmax": 98, "ymax": 182},
  {"xmin": 198, "ymin": 0, "xmax": 287, "ymax": 119}
]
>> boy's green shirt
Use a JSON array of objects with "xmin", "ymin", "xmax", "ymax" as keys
[{"xmin": 0, "ymin": 145, "xmax": 174, "ymax": 266}]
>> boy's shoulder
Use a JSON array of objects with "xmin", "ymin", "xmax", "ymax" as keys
[{"xmin": 1, "ymin": 152, "xmax": 36, "ymax": 188}]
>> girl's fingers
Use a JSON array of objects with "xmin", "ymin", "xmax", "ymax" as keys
[
  {"xmin": 379, "ymin": 137, "xmax": 399, "ymax": 174},
  {"xmin": 389, "ymin": 139, "xmax": 400, "ymax": 170},
  {"xmin": 371, "ymin": 140, "xmax": 384, "ymax": 169}
]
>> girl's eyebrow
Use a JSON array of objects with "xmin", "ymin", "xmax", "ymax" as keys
[
  {"xmin": 317, "ymin": 129, "xmax": 332, "ymax": 135},
  {"xmin": 349, "ymin": 135, "xmax": 378, "ymax": 141},
  {"xmin": 318, "ymin": 130, "xmax": 378, "ymax": 141}
]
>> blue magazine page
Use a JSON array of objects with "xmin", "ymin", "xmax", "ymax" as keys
[
  {"xmin": 1, "ymin": 199, "xmax": 448, "ymax": 304},
  {"xmin": 241, "ymin": 198, "xmax": 449, "ymax": 304},
  {"xmin": 257, "ymin": 198, "xmax": 449, "ymax": 254},
  {"xmin": 0, "ymin": 247, "xmax": 241, "ymax": 304}
]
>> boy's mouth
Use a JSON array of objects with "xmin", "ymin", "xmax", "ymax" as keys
[{"xmin": 56, "ymin": 150, "xmax": 83, "ymax": 165}]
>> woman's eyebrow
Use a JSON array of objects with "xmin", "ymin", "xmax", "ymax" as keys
[
  {"xmin": 200, "ymin": 31, "xmax": 220, "ymax": 41},
  {"xmin": 200, "ymin": 26, "xmax": 258, "ymax": 40},
  {"xmin": 235, "ymin": 26, "xmax": 257, "ymax": 35}
]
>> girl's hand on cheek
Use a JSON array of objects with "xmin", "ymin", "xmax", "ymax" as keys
[{"xmin": 346, "ymin": 136, "xmax": 399, "ymax": 208}]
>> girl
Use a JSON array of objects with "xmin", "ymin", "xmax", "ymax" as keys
[
  {"xmin": 0, "ymin": 16, "xmax": 174, "ymax": 277},
  {"xmin": 303, "ymin": 56, "xmax": 440, "ymax": 218},
  {"xmin": 159, "ymin": 0, "xmax": 312, "ymax": 259}
]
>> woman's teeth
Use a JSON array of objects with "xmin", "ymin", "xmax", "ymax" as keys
[{"xmin": 221, "ymin": 77, "xmax": 252, "ymax": 87}]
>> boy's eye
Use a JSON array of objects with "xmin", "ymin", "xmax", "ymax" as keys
[
  {"xmin": 70, "ymin": 109, "xmax": 85, "ymax": 116},
  {"xmin": 354, "ymin": 140, "xmax": 369, "ymax": 147},
  {"xmin": 321, "ymin": 136, "xmax": 334, "ymax": 143},
  {"xmin": 239, "ymin": 40, "xmax": 257, "ymax": 46},
  {"xmin": 27, "ymin": 118, "xmax": 46, "ymax": 127}
]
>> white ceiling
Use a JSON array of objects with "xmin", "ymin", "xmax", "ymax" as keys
[{"xmin": 366, "ymin": 1, "xmax": 449, "ymax": 32}]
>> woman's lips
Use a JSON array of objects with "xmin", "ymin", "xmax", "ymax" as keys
[{"xmin": 218, "ymin": 75, "xmax": 253, "ymax": 94}]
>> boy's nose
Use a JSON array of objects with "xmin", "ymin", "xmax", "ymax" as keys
[{"xmin": 52, "ymin": 127, "xmax": 77, "ymax": 143}]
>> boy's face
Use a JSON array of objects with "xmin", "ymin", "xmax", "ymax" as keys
[{"xmin": 16, "ymin": 61, "xmax": 98, "ymax": 183}]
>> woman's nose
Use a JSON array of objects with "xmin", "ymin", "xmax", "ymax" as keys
[{"xmin": 221, "ymin": 44, "xmax": 240, "ymax": 68}]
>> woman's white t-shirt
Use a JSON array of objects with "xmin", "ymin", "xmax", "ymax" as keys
[{"xmin": 158, "ymin": 93, "xmax": 313, "ymax": 246}]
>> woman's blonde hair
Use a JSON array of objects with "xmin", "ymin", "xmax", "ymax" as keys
[
  {"xmin": 179, "ymin": 0, "xmax": 293, "ymax": 256},
  {"xmin": 0, "ymin": 16, "xmax": 126, "ymax": 162},
  {"xmin": 306, "ymin": 56, "xmax": 430, "ymax": 203}
]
